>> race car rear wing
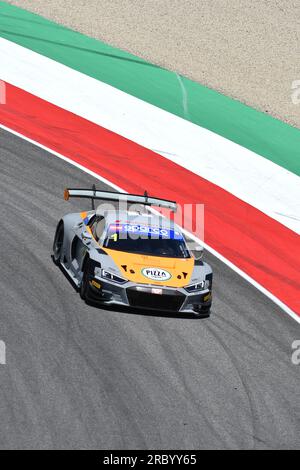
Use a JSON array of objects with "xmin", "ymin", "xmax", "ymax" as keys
[{"xmin": 64, "ymin": 186, "xmax": 177, "ymax": 212}]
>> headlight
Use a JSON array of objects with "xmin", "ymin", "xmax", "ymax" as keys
[
  {"xmin": 185, "ymin": 280, "xmax": 210, "ymax": 293},
  {"xmin": 99, "ymin": 268, "xmax": 127, "ymax": 284}
]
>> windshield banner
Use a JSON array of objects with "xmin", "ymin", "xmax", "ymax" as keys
[{"xmin": 108, "ymin": 224, "xmax": 183, "ymax": 239}]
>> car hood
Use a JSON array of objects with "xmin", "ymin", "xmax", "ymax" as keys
[{"xmin": 102, "ymin": 247, "xmax": 194, "ymax": 287}]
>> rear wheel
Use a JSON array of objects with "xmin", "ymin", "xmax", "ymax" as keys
[{"xmin": 53, "ymin": 222, "xmax": 64, "ymax": 265}]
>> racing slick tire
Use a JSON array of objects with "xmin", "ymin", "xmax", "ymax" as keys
[
  {"xmin": 193, "ymin": 307, "xmax": 211, "ymax": 318},
  {"xmin": 52, "ymin": 221, "xmax": 64, "ymax": 266},
  {"xmin": 80, "ymin": 257, "xmax": 93, "ymax": 301}
]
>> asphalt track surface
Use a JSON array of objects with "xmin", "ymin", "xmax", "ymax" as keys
[{"xmin": 0, "ymin": 127, "xmax": 299, "ymax": 449}]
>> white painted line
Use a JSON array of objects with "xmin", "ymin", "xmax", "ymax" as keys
[
  {"xmin": 0, "ymin": 37, "xmax": 299, "ymax": 233},
  {"xmin": 1, "ymin": 123, "xmax": 299, "ymax": 324}
]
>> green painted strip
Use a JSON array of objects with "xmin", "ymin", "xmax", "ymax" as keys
[{"xmin": 0, "ymin": 1, "xmax": 299, "ymax": 176}]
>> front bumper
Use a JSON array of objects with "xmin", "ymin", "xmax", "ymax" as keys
[{"xmin": 88, "ymin": 277, "xmax": 212, "ymax": 314}]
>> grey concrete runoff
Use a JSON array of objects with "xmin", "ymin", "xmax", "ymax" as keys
[{"xmin": 7, "ymin": 0, "xmax": 300, "ymax": 128}]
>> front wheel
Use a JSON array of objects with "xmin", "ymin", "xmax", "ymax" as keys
[
  {"xmin": 193, "ymin": 307, "xmax": 211, "ymax": 318},
  {"xmin": 53, "ymin": 222, "xmax": 64, "ymax": 265},
  {"xmin": 80, "ymin": 258, "xmax": 93, "ymax": 301}
]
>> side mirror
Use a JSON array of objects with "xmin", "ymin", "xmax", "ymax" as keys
[
  {"xmin": 82, "ymin": 230, "xmax": 92, "ymax": 244},
  {"xmin": 192, "ymin": 245, "xmax": 204, "ymax": 261}
]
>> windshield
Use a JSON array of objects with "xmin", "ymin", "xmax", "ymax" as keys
[{"xmin": 103, "ymin": 223, "xmax": 190, "ymax": 258}]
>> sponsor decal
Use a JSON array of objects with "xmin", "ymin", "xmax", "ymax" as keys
[
  {"xmin": 142, "ymin": 268, "xmax": 172, "ymax": 281},
  {"xmin": 108, "ymin": 224, "xmax": 183, "ymax": 239},
  {"xmin": 151, "ymin": 288, "xmax": 163, "ymax": 295}
]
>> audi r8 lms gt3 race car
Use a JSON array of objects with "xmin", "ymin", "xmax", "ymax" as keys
[{"xmin": 52, "ymin": 188, "xmax": 213, "ymax": 317}]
